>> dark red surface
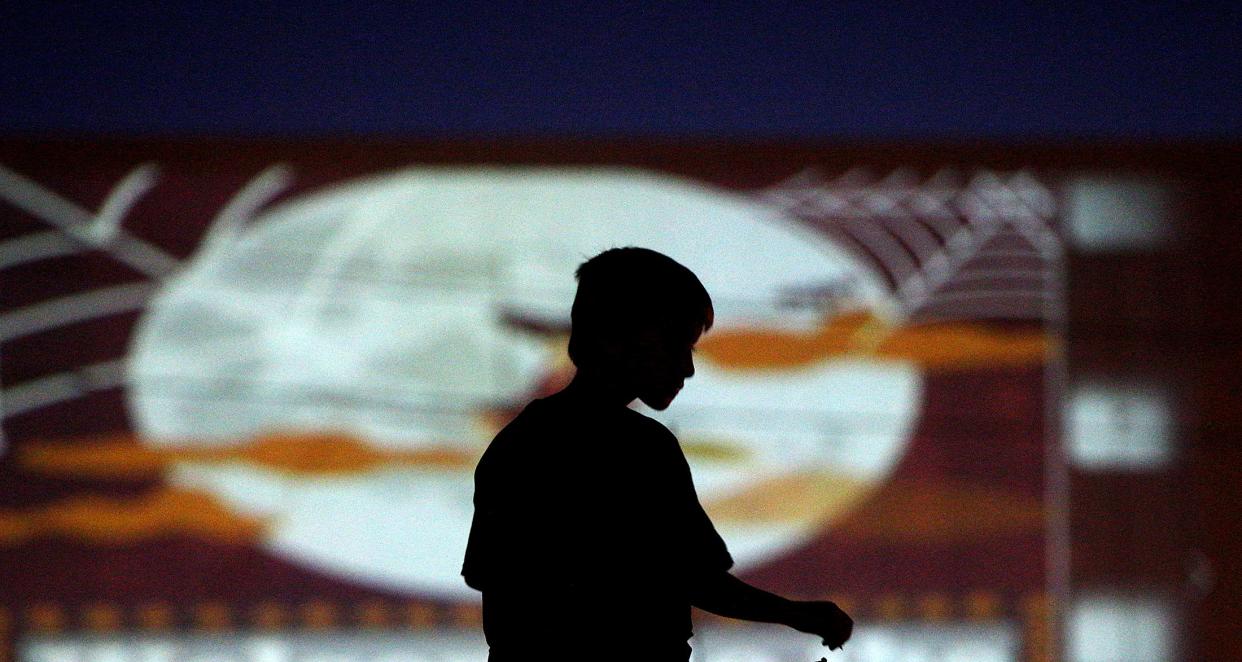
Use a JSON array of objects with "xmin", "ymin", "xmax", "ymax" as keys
[{"xmin": 2, "ymin": 139, "xmax": 1237, "ymax": 661}]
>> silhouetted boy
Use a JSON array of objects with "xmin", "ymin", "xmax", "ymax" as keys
[{"xmin": 463, "ymin": 247, "xmax": 852, "ymax": 661}]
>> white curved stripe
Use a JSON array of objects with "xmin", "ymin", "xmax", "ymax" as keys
[
  {"xmin": 841, "ymin": 219, "xmax": 920, "ymax": 283},
  {"xmin": 87, "ymin": 163, "xmax": 160, "ymax": 244},
  {"xmin": 897, "ymin": 215, "xmax": 1004, "ymax": 315},
  {"xmin": 1, "ymin": 359, "xmax": 127, "ymax": 418},
  {"xmin": 830, "ymin": 167, "xmax": 876, "ymax": 188},
  {"xmin": 0, "ymin": 282, "xmax": 154, "ymax": 341},
  {"xmin": 967, "ymin": 172, "xmax": 1061, "ymax": 252},
  {"xmin": 0, "ymin": 231, "xmax": 77, "ymax": 269},
  {"xmin": 1007, "ymin": 171, "xmax": 1058, "ymax": 219},
  {"xmin": 0, "ymin": 163, "xmax": 95, "ymax": 229},
  {"xmin": 1008, "ymin": 215, "xmax": 1065, "ymax": 257},
  {"xmin": 0, "ymin": 163, "xmax": 179, "ymax": 278},
  {"xmin": 868, "ymin": 200, "xmax": 945, "ymax": 265},
  {"xmin": 917, "ymin": 212, "xmax": 966, "ymax": 240},
  {"xmin": 756, "ymin": 169, "xmax": 1061, "ymax": 326},
  {"xmin": 200, "ymin": 164, "xmax": 294, "ymax": 258},
  {"xmin": 758, "ymin": 169, "xmax": 828, "ymax": 209},
  {"xmin": 908, "ymin": 189, "xmax": 959, "ymax": 223}
]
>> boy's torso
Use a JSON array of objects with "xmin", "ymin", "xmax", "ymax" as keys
[{"xmin": 463, "ymin": 393, "xmax": 730, "ymax": 654}]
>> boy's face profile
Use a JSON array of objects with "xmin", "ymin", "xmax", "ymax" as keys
[{"xmin": 609, "ymin": 321, "xmax": 701, "ymax": 411}]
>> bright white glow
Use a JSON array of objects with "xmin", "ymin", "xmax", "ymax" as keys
[
  {"xmin": 695, "ymin": 622, "xmax": 1018, "ymax": 662},
  {"xmin": 1068, "ymin": 380, "xmax": 1174, "ymax": 470},
  {"xmin": 126, "ymin": 167, "xmax": 921, "ymax": 597},
  {"xmin": 21, "ymin": 624, "xmax": 1019, "ymax": 662},
  {"xmin": 1065, "ymin": 176, "xmax": 1172, "ymax": 252},
  {"xmin": 1068, "ymin": 594, "xmax": 1177, "ymax": 662}
]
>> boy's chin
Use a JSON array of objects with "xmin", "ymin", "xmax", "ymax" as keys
[{"xmin": 638, "ymin": 391, "xmax": 679, "ymax": 411}]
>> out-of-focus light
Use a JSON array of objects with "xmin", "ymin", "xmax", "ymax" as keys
[
  {"xmin": 1067, "ymin": 594, "xmax": 1177, "ymax": 662},
  {"xmin": 695, "ymin": 622, "xmax": 1018, "ymax": 661},
  {"xmin": 1064, "ymin": 176, "xmax": 1173, "ymax": 252},
  {"xmin": 1067, "ymin": 380, "xmax": 1174, "ymax": 470}
]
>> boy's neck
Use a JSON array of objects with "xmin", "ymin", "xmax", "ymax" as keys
[{"xmin": 558, "ymin": 370, "xmax": 635, "ymax": 409}]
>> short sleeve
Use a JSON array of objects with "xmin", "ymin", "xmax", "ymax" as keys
[
  {"xmin": 683, "ymin": 472, "xmax": 733, "ymax": 575},
  {"xmin": 647, "ymin": 419, "xmax": 734, "ymax": 575}
]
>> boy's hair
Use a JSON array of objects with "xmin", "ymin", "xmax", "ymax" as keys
[{"xmin": 568, "ymin": 247, "xmax": 714, "ymax": 368}]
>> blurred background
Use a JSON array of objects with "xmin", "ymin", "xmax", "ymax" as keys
[{"xmin": 1, "ymin": 3, "xmax": 1239, "ymax": 662}]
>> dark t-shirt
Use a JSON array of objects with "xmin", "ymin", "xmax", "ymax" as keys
[{"xmin": 461, "ymin": 390, "xmax": 733, "ymax": 660}]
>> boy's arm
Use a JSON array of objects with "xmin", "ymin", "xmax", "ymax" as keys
[{"xmin": 689, "ymin": 571, "xmax": 853, "ymax": 650}]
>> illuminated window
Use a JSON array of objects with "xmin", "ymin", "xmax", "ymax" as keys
[
  {"xmin": 1064, "ymin": 176, "xmax": 1172, "ymax": 252},
  {"xmin": 1068, "ymin": 594, "xmax": 1177, "ymax": 662},
  {"xmin": 1067, "ymin": 380, "xmax": 1174, "ymax": 470}
]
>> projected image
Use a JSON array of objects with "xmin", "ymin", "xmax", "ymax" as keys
[
  {"xmin": 1, "ymin": 156, "xmax": 1060, "ymax": 662},
  {"xmin": 124, "ymin": 167, "xmax": 923, "ymax": 595}
]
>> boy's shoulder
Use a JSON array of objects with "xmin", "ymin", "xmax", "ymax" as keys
[{"xmin": 492, "ymin": 396, "xmax": 678, "ymax": 449}]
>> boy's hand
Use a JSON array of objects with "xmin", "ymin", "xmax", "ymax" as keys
[{"xmin": 785, "ymin": 600, "xmax": 853, "ymax": 651}]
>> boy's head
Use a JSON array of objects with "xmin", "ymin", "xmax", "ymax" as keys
[{"xmin": 568, "ymin": 247, "xmax": 713, "ymax": 409}]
